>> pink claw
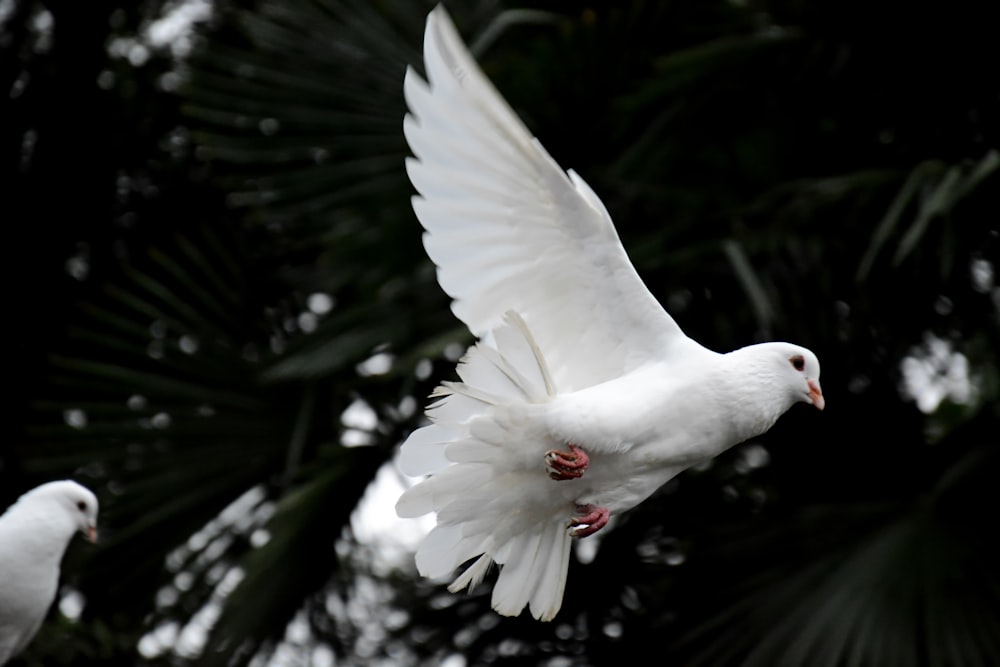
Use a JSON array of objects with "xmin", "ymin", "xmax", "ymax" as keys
[
  {"xmin": 570, "ymin": 503, "xmax": 610, "ymax": 538},
  {"xmin": 544, "ymin": 443, "xmax": 590, "ymax": 480}
]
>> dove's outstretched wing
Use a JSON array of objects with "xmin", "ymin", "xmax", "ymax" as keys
[{"xmin": 404, "ymin": 6, "xmax": 701, "ymax": 392}]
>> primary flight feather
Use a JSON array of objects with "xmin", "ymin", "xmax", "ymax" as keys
[{"xmin": 396, "ymin": 6, "xmax": 824, "ymax": 621}]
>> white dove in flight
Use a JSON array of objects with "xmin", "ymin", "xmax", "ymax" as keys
[
  {"xmin": 395, "ymin": 6, "xmax": 824, "ymax": 621},
  {"xmin": 0, "ymin": 480, "xmax": 99, "ymax": 664}
]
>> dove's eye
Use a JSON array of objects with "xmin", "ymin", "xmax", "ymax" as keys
[
  {"xmin": 77, "ymin": 500, "xmax": 87, "ymax": 512},
  {"xmin": 790, "ymin": 356, "xmax": 805, "ymax": 372}
]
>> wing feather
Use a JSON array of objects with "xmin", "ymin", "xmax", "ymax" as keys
[{"xmin": 406, "ymin": 6, "xmax": 700, "ymax": 390}]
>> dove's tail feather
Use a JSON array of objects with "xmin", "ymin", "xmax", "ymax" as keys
[{"xmin": 395, "ymin": 311, "xmax": 573, "ymax": 621}]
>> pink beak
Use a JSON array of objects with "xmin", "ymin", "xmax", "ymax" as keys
[
  {"xmin": 808, "ymin": 379, "xmax": 825, "ymax": 411},
  {"xmin": 86, "ymin": 525, "xmax": 98, "ymax": 543}
]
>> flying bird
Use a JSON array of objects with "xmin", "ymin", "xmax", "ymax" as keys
[
  {"xmin": 395, "ymin": 6, "xmax": 824, "ymax": 621},
  {"xmin": 0, "ymin": 480, "xmax": 99, "ymax": 665}
]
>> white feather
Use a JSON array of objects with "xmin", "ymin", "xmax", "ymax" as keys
[
  {"xmin": 448, "ymin": 553, "xmax": 493, "ymax": 593},
  {"xmin": 396, "ymin": 423, "xmax": 464, "ymax": 477}
]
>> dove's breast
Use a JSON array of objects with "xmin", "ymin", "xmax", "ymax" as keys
[{"xmin": 539, "ymin": 359, "xmax": 744, "ymax": 513}]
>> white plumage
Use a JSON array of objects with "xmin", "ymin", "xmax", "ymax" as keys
[
  {"xmin": 396, "ymin": 6, "xmax": 824, "ymax": 621},
  {"xmin": 0, "ymin": 481, "xmax": 99, "ymax": 665}
]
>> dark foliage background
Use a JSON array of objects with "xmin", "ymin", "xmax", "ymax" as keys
[{"xmin": 4, "ymin": 0, "xmax": 998, "ymax": 665}]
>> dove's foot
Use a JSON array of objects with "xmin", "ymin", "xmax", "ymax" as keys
[
  {"xmin": 545, "ymin": 444, "xmax": 589, "ymax": 480},
  {"xmin": 570, "ymin": 504, "xmax": 610, "ymax": 538}
]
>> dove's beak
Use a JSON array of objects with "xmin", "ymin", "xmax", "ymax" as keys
[
  {"xmin": 808, "ymin": 379, "xmax": 825, "ymax": 411},
  {"xmin": 86, "ymin": 525, "xmax": 98, "ymax": 543}
]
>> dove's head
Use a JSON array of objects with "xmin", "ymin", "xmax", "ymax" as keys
[
  {"xmin": 731, "ymin": 342, "xmax": 824, "ymax": 413},
  {"xmin": 28, "ymin": 480, "xmax": 100, "ymax": 543},
  {"xmin": 765, "ymin": 342, "xmax": 824, "ymax": 411}
]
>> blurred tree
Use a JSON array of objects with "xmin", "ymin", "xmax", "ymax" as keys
[{"xmin": 5, "ymin": 0, "xmax": 998, "ymax": 665}]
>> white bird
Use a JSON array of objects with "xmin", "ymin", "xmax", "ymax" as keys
[
  {"xmin": 395, "ymin": 6, "xmax": 824, "ymax": 621},
  {"xmin": 0, "ymin": 480, "xmax": 99, "ymax": 665}
]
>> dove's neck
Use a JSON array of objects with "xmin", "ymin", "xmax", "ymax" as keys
[{"xmin": 718, "ymin": 345, "xmax": 797, "ymax": 440}]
